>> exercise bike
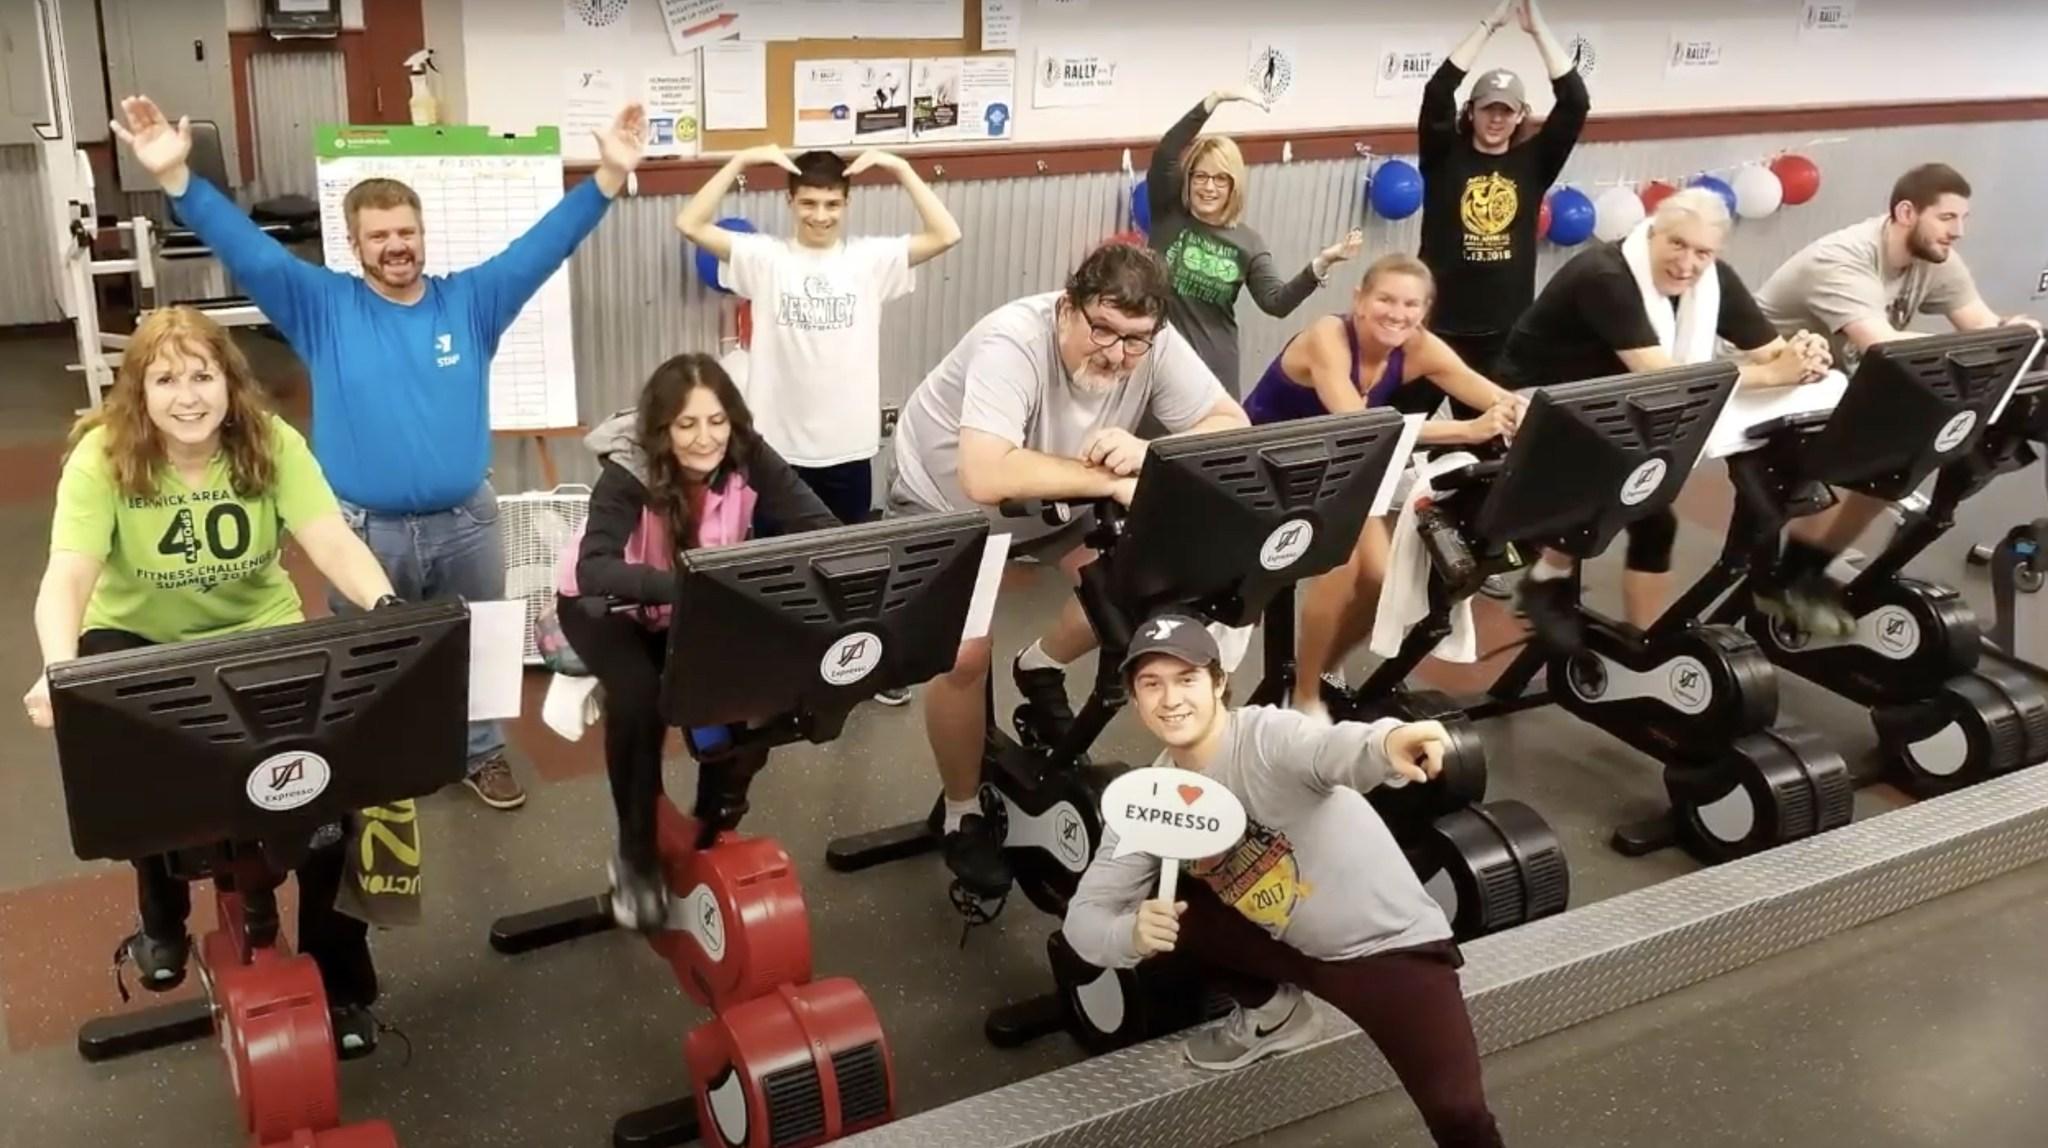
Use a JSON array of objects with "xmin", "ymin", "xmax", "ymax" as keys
[
  {"xmin": 1711, "ymin": 329, "xmax": 2048, "ymax": 796},
  {"xmin": 489, "ymin": 511, "xmax": 988, "ymax": 1148},
  {"xmin": 55, "ymin": 601, "xmax": 474, "ymax": 1148},
  {"xmin": 1331, "ymin": 361, "xmax": 1855, "ymax": 865}
]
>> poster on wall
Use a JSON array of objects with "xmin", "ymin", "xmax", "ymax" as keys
[
  {"xmin": 1245, "ymin": 35, "xmax": 1300, "ymax": 110},
  {"xmin": 642, "ymin": 64, "xmax": 701, "ymax": 158},
  {"xmin": 1799, "ymin": 1, "xmax": 1856, "ymax": 41},
  {"xmin": 703, "ymin": 39, "xmax": 768, "ymax": 130},
  {"xmin": 660, "ymin": 0, "xmax": 738, "ymax": 53},
  {"xmin": 912, "ymin": 56, "xmax": 1016, "ymax": 142},
  {"xmin": 1560, "ymin": 23, "xmax": 1605, "ymax": 83},
  {"xmin": 1373, "ymin": 38, "xmax": 1441, "ymax": 98},
  {"xmin": 982, "ymin": 0, "xmax": 1021, "ymax": 50},
  {"xmin": 564, "ymin": 0, "xmax": 635, "ymax": 40},
  {"xmin": 561, "ymin": 66, "xmax": 624, "ymax": 161},
  {"xmin": 795, "ymin": 59, "xmax": 911, "ymax": 147},
  {"xmin": 1665, "ymin": 28, "xmax": 1726, "ymax": 77},
  {"xmin": 1033, "ymin": 48, "xmax": 1120, "ymax": 108}
]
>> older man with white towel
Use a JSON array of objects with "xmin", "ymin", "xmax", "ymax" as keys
[{"xmin": 1493, "ymin": 188, "xmax": 1833, "ymax": 648}]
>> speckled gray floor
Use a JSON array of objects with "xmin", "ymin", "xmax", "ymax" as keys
[{"xmin": 1, "ymin": 322, "xmax": 2044, "ymax": 1147}]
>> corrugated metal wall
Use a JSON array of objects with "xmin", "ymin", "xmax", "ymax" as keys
[
  {"xmin": 244, "ymin": 49, "xmax": 347, "ymax": 203},
  {"xmin": 505, "ymin": 117, "xmax": 2048, "ymax": 491}
]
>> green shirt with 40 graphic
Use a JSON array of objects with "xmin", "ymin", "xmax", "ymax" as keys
[{"xmin": 52, "ymin": 415, "xmax": 338, "ymax": 644}]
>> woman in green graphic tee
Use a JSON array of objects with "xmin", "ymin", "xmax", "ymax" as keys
[
  {"xmin": 22, "ymin": 306, "xmax": 399, "ymax": 1058},
  {"xmin": 1146, "ymin": 85, "xmax": 1364, "ymax": 395}
]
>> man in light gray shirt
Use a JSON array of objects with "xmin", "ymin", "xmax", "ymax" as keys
[
  {"xmin": 1060, "ymin": 617, "xmax": 1502, "ymax": 1146},
  {"xmin": 888, "ymin": 243, "xmax": 1247, "ymax": 896},
  {"xmin": 1751, "ymin": 163, "xmax": 2041, "ymax": 635}
]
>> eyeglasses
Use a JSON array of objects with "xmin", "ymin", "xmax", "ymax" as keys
[
  {"xmin": 1189, "ymin": 172, "xmax": 1234, "ymax": 188},
  {"xmin": 1077, "ymin": 306, "xmax": 1158, "ymax": 356}
]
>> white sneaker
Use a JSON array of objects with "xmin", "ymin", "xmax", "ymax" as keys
[{"xmin": 1183, "ymin": 984, "xmax": 1321, "ymax": 1071}]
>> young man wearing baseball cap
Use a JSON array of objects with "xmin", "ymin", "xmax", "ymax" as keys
[
  {"xmin": 1415, "ymin": 0, "xmax": 1588, "ymax": 386},
  {"xmin": 1062, "ymin": 615, "xmax": 1503, "ymax": 1148}
]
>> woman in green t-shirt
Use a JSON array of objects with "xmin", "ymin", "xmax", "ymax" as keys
[{"xmin": 22, "ymin": 306, "xmax": 399, "ymax": 1057}]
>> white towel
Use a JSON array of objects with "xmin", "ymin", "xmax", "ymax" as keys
[
  {"xmin": 1369, "ymin": 453, "xmax": 1480, "ymax": 663},
  {"xmin": 1621, "ymin": 219, "xmax": 1720, "ymax": 366},
  {"xmin": 542, "ymin": 673, "xmax": 603, "ymax": 741}
]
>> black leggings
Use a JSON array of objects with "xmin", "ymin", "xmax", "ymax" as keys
[
  {"xmin": 1178, "ymin": 881, "xmax": 1502, "ymax": 1148},
  {"xmin": 554, "ymin": 597, "xmax": 670, "ymax": 873},
  {"xmin": 79, "ymin": 628, "xmax": 378, "ymax": 1007}
]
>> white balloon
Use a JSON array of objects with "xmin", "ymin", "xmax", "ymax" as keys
[
  {"xmin": 1592, "ymin": 185, "xmax": 1646, "ymax": 243},
  {"xmin": 1732, "ymin": 164, "xmax": 1784, "ymax": 219}
]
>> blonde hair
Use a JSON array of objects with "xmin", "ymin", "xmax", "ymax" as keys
[
  {"xmin": 1357, "ymin": 253, "xmax": 1436, "ymax": 301},
  {"xmin": 68, "ymin": 307, "xmax": 277, "ymax": 499},
  {"xmin": 1651, "ymin": 187, "xmax": 1732, "ymax": 235},
  {"xmin": 1181, "ymin": 135, "xmax": 1249, "ymax": 227}
]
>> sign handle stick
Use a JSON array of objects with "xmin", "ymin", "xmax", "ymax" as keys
[{"xmin": 1156, "ymin": 859, "xmax": 1179, "ymax": 904}]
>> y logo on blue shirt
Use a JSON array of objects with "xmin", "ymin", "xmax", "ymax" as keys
[{"xmin": 435, "ymin": 333, "xmax": 462, "ymax": 369}]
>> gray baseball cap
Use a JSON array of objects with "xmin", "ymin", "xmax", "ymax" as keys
[
  {"xmin": 1119, "ymin": 614, "xmax": 1221, "ymax": 676},
  {"xmin": 1472, "ymin": 68, "xmax": 1526, "ymax": 110}
]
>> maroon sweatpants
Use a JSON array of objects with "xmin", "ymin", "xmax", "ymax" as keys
[{"xmin": 1176, "ymin": 882, "xmax": 1505, "ymax": 1148}]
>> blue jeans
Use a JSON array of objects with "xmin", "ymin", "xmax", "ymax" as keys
[{"xmin": 332, "ymin": 481, "xmax": 505, "ymax": 772}]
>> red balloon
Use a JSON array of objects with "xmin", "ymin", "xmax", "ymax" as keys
[
  {"xmin": 1770, "ymin": 153, "xmax": 1822, "ymax": 206},
  {"xmin": 1538, "ymin": 198, "xmax": 1553, "ymax": 239},
  {"xmin": 1639, "ymin": 181, "xmax": 1679, "ymax": 213},
  {"xmin": 1101, "ymin": 229, "xmax": 1149, "ymax": 250}
]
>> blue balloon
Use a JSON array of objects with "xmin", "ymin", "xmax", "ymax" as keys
[
  {"xmin": 1130, "ymin": 179, "xmax": 1152, "ymax": 234},
  {"xmin": 1546, "ymin": 186, "xmax": 1597, "ymax": 246},
  {"xmin": 692, "ymin": 216, "xmax": 758, "ymax": 295},
  {"xmin": 1367, "ymin": 160, "xmax": 1425, "ymax": 220},
  {"xmin": 1689, "ymin": 175, "xmax": 1739, "ymax": 220}
]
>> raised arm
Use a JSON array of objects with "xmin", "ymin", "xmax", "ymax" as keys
[
  {"xmin": 466, "ymin": 104, "xmax": 646, "ymax": 338},
  {"xmin": 847, "ymin": 151, "xmax": 960, "ymax": 267},
  {"xmin": 112, "ymin": 96, "xmax": 328, "ymax": 339},
  {"xmin": 675, "ymin": 144, "xmax": 802, "ymax": 262},
  {"xmin": 1520, "ymin": 1, "xmax": 1589, "ymax": 184}
]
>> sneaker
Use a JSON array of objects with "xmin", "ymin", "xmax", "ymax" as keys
[
  {"xmin": 330, "ymin": 1003, "xmax": 379, "ymax": 1060},
  {"xmin": 1184, "ymin": 984, "xmax": 1322, "ymax": 1071},
  {"xmin": 874, "ymin": 686, "xmax": 912, "ymax": 707},
  {"xmin": 607, "ymin": 854, "xmax": 670, "ymax": 933},
  {"xmin": 1479, "ymin": 573, "xmax": 1514, "ymax": 600},
  {"xmin": 1754, "ymin": 573, "xmax": 1858, "ymax": 640},
  {"xmin": 1515, "ymin": 576, "xmax": 1584, "ymax": 653},
  {"xmin": 941, "ymin": 813, "xmax": 1012, "ymax": 899},
  {"xmin": 463, "ymin": 754, "xmax": 527, "ymax": 810},
  {"xmin": 116, "ymin": 928, "xmax": 190, "ymax": 995},
  {"xmin": 1012, "ymin": 655, "xmax": 1076, "ymax": 744}
]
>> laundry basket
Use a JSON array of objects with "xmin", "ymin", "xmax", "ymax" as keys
[{"xmin": 499, "ymin": 485, "xmax": 591, "ymax": 665}]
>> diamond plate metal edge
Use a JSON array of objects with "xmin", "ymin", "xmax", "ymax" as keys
[{"xmin": 841, "ymin": 765, "xmax": 2048, "ymax": 1148}]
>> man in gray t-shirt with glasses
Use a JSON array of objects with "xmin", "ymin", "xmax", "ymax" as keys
[
  {"xmin": 1753, "ymin": 163, "xmax": 2041, "ymax": 635},
  {"xmin": 888, "ymin": 242, "xmax": 1247, "ymax": 897}
]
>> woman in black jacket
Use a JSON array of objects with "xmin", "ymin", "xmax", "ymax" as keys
[{"xmin": 556, "ymin": 352, "xmax": 837, "ymax": 930}]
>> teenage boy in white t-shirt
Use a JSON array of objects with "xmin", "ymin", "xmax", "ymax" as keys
[{"xmin": 676, "ymin": 145, "xmax": 962, "ymax": 531}]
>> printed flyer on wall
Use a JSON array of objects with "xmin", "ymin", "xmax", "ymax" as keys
[
  {"xmin": 912, "ymin": 56, "xmax": 1016, "ymax": 142},
  {"xmin": 795, "ymin": 59, "xmax": 911, "ymax": 147}
]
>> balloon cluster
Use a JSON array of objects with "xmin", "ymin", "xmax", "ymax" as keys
[{"xmin": 1562, "ymin": 153, "xmax": 1824, "ymax": 246}]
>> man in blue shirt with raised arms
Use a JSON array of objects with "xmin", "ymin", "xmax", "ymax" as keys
[{"xmin": 111, "ymin": 95, "xmax": 649, "ymax": 810}]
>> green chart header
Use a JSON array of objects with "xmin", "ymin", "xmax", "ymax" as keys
[{"xmin": 315, "ymin": 124, "xmax": 561, "ymax": 159}]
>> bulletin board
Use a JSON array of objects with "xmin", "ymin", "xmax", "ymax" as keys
[{"xmin": 702, "ymin": 0, "xmax": 981, "ymax": 152}]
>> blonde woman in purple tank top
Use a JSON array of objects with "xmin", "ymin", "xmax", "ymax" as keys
[{"xmin": 1247, "ymin": 256, "xmax": 1527, "ymax": 715}]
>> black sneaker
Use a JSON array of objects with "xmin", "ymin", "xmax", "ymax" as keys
[
  {"xmin": 942, "ymin": 813, "xmax": 1012, "ymax": 899},
  {"xmin": 1754, "ymin": 572, "xmax": 1858, "ymax": 639},
  {"xmin": 331, "ymin": 1003, "xmax": 379, "ymax": 1060},
  {"xmin": 1516, "ymin": 577, "xmax": 1584, "ymax": 653},
  {"xmin": 115, "ymin": 929, "xmax": 190, "ymax": 997},
  {"xmin": 1013, "ymin": 656, "xmax": 1075, "ymax": 745}
]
